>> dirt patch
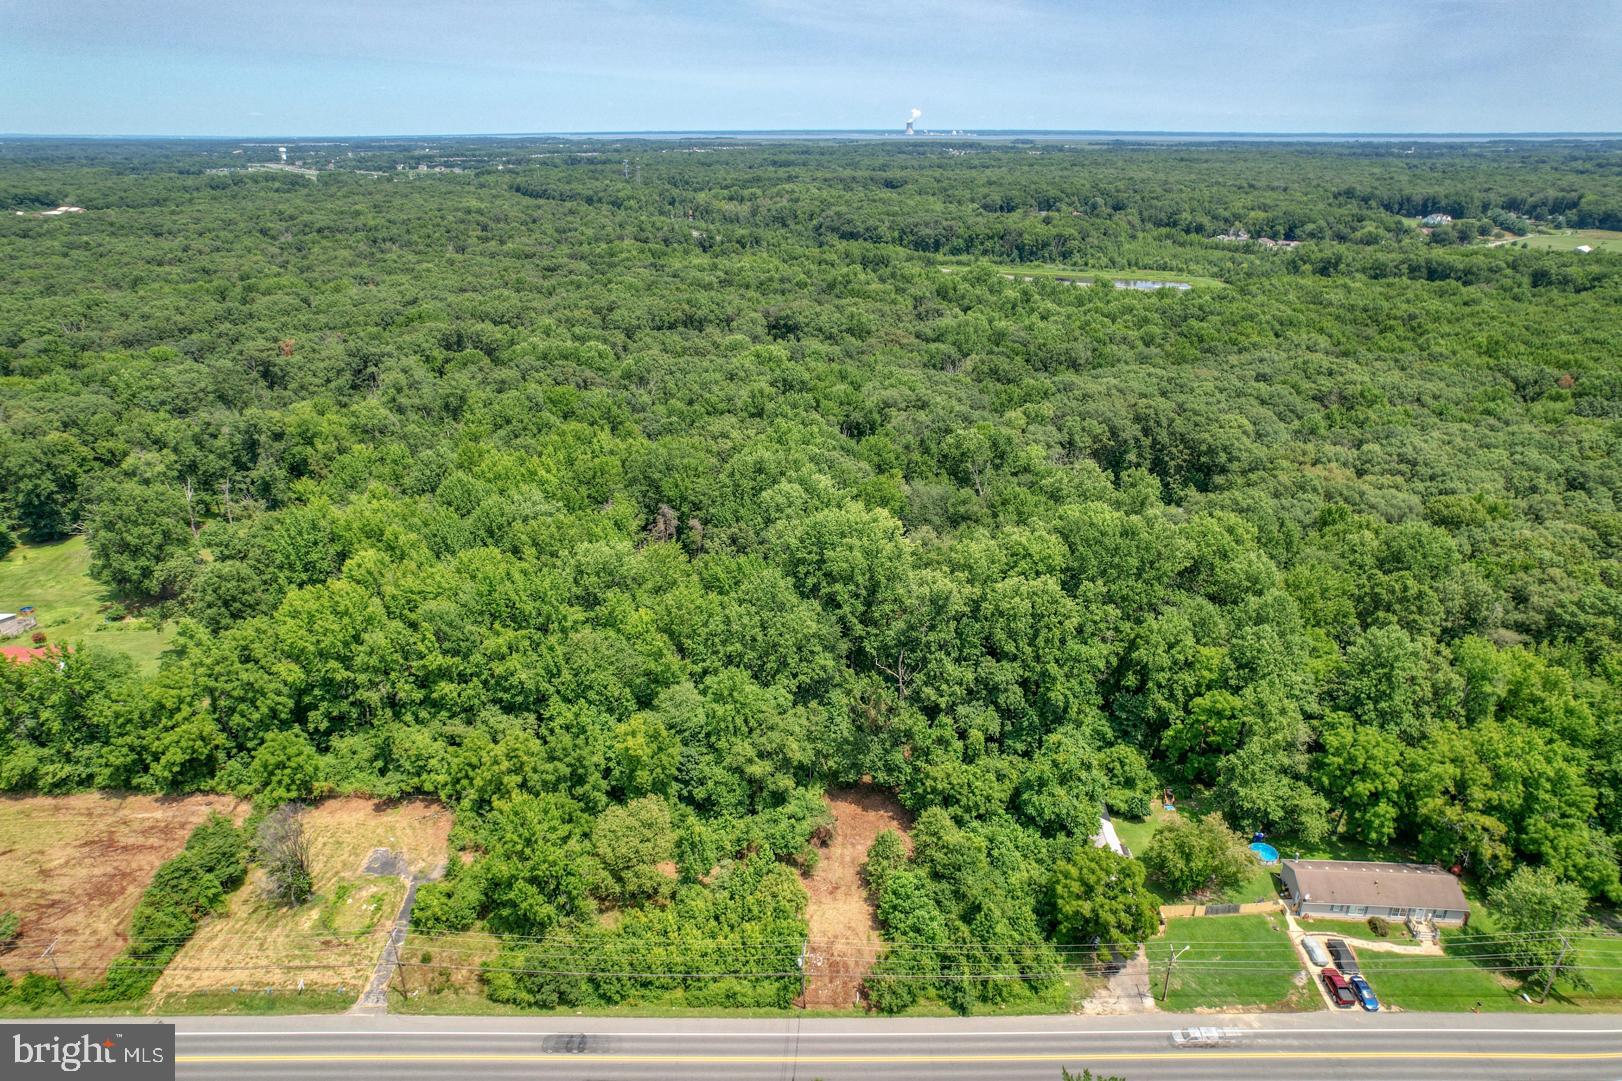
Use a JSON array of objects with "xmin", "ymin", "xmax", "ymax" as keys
[
  {"xmin": 798, "ymin": 786, "xmax": 912, "ymax": 1008},
  {"xmin": 1079, "ymin": 946, "xmax": 1156, "ymax": 1014},
  {"xmin": 151, "ymin": 798, "xmax": 450, "ymax": 998},
  {"xmin": 362, "ymin": 848, "xmax": 409, "ymax": 877},
  {"xmin": 0, "ymin": 793, "xmax": 245, "ymax": 982}
]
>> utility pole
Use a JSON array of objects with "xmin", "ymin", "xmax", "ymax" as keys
[
  {"xmin": 1159, "ymin": 946, "xmax": 1189, "ymax": 1002},
  {"xmin": 42, "ymin": 935, "xmax": 61, "ymax": 982},
  {"xmin": 1538, "ymin": 934, "xmax": 1570, "ymax": 1003}
]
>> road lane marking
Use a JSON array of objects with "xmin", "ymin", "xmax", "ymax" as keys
[{"xmin": 177, "ymin": 1051, "xmax": 1622, "ymax": 1064}]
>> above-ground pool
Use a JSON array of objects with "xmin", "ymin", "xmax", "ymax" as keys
[{"xmin": 1250, "ymin": 842, "xmax": 1280, "ymax": 863}]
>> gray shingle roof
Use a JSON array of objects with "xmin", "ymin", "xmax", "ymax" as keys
[{"xmin": 1282, "ymin": 860, "xmax": 1470, "ymax": 912}]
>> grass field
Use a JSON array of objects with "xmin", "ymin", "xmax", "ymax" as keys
[
  {"xmin": 938, "ymin": 261, "xmax": 1225, "ymax": 288},
  {"xmin": 1150, "ymin": 913, "xmax": 1311, "ymax": 1012},
  {"xmin": 1357, "ymin": 926, "xmax": 1622, "ymax": 1014},
  {"xmin": 151, "ymin": 798, "xmax": 451, "ymax": 1000},
  {"xmin": 0, "ymin": 793, "xmax": 244, "ymax": 982},
  {"xmin": 1514, "ymin": 229, "xmax": 1622, "ymax": 253},
  {"xmin": 0, "ymin": 537, "xmax": 170, "ymax": 672},
  {"xmin": 1357, "ymin": 951, "xmax": 1528, "ymax": 1012},
  {"xmin": 1296, "ymin": 916, "xmax": 1413, "ymax": 943}
]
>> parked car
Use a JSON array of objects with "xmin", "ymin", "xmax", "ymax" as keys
[
  {"xmin": 1301, "ymin": 936, "xmax": 1329, "ymax": 967},
  {"xmin": 1348, "ymin": 973, "xmax": 1379, "ymax": 1011},
  {"xmin": 1321, "ymin": 967, "xmax": 1357, "ymax": 1008},
  {"xmin": 1325, "ymin": 937, "xmax": 1359, "ymax": 975}
]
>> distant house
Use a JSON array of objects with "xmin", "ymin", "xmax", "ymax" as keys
[
  {"xmin": 1575, "ymin": 245, "xmax": 1594, "ymax": 253},
  {"xmin": 1422, "ymin": 213, "xmax": 1453, "ymax": 226},
  {"xmin": 2, "ymin": 645, "xmax": 49, "ymax": 664},
  {"xmin": 1279, "ymin": 859, "xmax": 1470, "ymax": 926},
  {"xmin": 1090, "ymin": 813, "xmax": 1126, "ymax": 857},
  {"xmin": 0, "ymin": 609, "xmax": 38, "ymax": 638},
  {"xmin": 2, "ymin": 643, "xmax": 69, "ymax": 666}
]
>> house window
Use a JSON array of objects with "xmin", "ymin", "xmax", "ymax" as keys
[
  {"xmin": 1347, "ymin": 906, "xmax": 1367, "ymax": 917},
  {"xmin": 1328, "ymin": 904, "xmax": 1349, "ymax": 914}
]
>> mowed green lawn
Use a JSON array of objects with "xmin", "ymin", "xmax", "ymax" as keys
[
  {"xmin": 1360, "ymin": 931, "xmax": 1622, "ymax": 1013},
  {"xmin": 1516, "ymin": 229, "xmax": 1622, "ymax": 253},
  {"xmin": 1150, "ymin": 914, "xmax": 1311, "ymax": 1011},
  {"xmin": 1295, "ymin": 916, "xmax": 1413, "ymax": 943},
  {"xmin": 938, "ymin": 261, "xmax": 1225, "ymax": 288},
  {"xmin": 0, "ymin": 537, "xmax": 169, "ymax": 671}
]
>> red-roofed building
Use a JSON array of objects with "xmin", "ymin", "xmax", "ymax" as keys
[{"xmin": 3, "ymin": 645, "xmax": 57, "ymax": 664}]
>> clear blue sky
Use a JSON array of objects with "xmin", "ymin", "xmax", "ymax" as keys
[{"xmin": 3, "ymin": 0, "xmax": 1619, "ymax": 135}]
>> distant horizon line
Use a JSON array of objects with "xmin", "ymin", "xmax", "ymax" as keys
[{"xmin": 4, "ymin": 128, "xmax": 1622, "ymax": 142}]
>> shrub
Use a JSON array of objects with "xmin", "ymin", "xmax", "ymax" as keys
[
  {"xmin": 14, "ymin": 972, "xmax": 67, "ymax": 1008},
  {"xmin": 84, "ymin": 813, "xmax": 246, "ymax": 1002},
  {"xmin": 1367, "ymin": 915, "xmax": 1391, "ymax": 937},
  {"xmin": 0, "ymin": 909, "xmax": 19, "ymax": 950},
  {"xmin": 249, "ymin": 731, "xmax": 321, "ymax": 803},
  {"xmin": 1141, "ymin": 812, "xmax": 1253, "ymax": 898},
  {"xmin": 863, "ymin": 829, "xmax": 909, "ymax": 893},
  {"xmin": 411, "ymin": 875, "xmax": 483, "ymax": 933},
  {"xmin": 29, "ymin": 631, "xmax": 45, "ymax": 645},
  {"xmin": 483, "ymin": 948, "xmax": 585, "ymax": 1009},
  {"xmin": 257, "ymin": 804, "xmax": 315, "ymax": 906}
]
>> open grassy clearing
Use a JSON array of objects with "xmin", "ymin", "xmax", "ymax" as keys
[
  {"xmin": 1150, "ymin": 913, "xmax": 1311, "ymax": 1012},
  {"xmin": 150, "ymin": 798, "xmax": 450, "ymax": 1000},
  {"xmin": 1356, "ymin": 916, "xmax": 1622, "ymax": 1014},
  {"xmin": 0, "ymin": 793, "xmax": 244, "ymax": 981},
  {"xmin": 0, "ymin": 538, "xmax": 169, "ymax": 672},
  {"xmin": 1357, "ymin": 951, "xmax": 1530, "ymax": 1012},
  {"xmin": 1515, "ymin": 228, "xmax": 1622, "ymax": 253},
  {"xmin": 937, "ymin": 260, "xmax": 1225, "ymax": 288}
]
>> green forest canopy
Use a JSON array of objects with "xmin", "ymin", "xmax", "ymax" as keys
[{"xmin": 1, "ymin": 136, "xmax": 1619, "ymax": 1011}]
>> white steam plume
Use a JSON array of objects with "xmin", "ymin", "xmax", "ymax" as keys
[{"xmin": 909, "ymin": 108, "xmax": 922, "ymax": 122}]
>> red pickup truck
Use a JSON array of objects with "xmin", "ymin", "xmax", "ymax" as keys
[{"xmin": 1321, "ymin": 967, "xmax": 1357, "ymax": 1008}]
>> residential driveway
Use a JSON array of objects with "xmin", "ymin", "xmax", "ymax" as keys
[
  {"xmin": 1283, "ymin": 911, "xmax": 1441, "ymax": 1012},
  {"xmin": 1079, "ymin": 945, "xmax": 1155, "ymax": 1014}
]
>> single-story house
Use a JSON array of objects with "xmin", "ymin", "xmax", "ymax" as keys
[
  {"xmin": 1422, "ymin": 213, "xmax": 1454, "ymax": 226},
  {"xmin": 1279, "ymin": 859, "xmax": 1470, "ymax": 926},
  {"xmin": 0, "ymin": 610, "xmax": 38, "ymax": 638}
]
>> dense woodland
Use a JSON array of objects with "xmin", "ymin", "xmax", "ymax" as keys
[{"xmin": 1, "ymin": 137, "xmax": 1620, "ymax": 1011}]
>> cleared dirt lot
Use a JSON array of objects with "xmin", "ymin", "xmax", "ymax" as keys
[
  {"xmin": 0, "ymin": 793, "xmax": 245, "ymax": 981},
  {"xmin": 152, "ymin": 797, "xmax": 451, "ymax": 998},
  {"xmin": 798, "ymin": 786, "xmax": 913, "ymax": 1008}
]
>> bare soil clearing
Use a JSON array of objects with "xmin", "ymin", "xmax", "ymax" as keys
[
  {"xmin": 0, "ymin": 793, "xmax": 244, "ymax": 981},
  {"xmin": 798, "ymin": 786, "xmax": 912, "ymax": 1008},
  {"xmin": 151, "ymin": 798, "xmax": 450, "ymax": 999}
]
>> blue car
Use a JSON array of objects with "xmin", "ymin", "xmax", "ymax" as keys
[{"xmin": 1348, "ymin": 974, "xmax": 1379, "ymax": 1012}]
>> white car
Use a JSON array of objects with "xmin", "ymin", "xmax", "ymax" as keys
[
  {"xmin": 1171, "ymin": 1027, "xmax": 1241, "ymax": 1048},
  {"xmin": 1301, "ymin": 936, "xmax": 1330, "ymax": 967}
]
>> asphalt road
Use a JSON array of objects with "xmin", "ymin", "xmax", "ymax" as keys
[{"xmin": 133, "ymin": 1012, "xmax": 1622, "ymax": 1080}]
